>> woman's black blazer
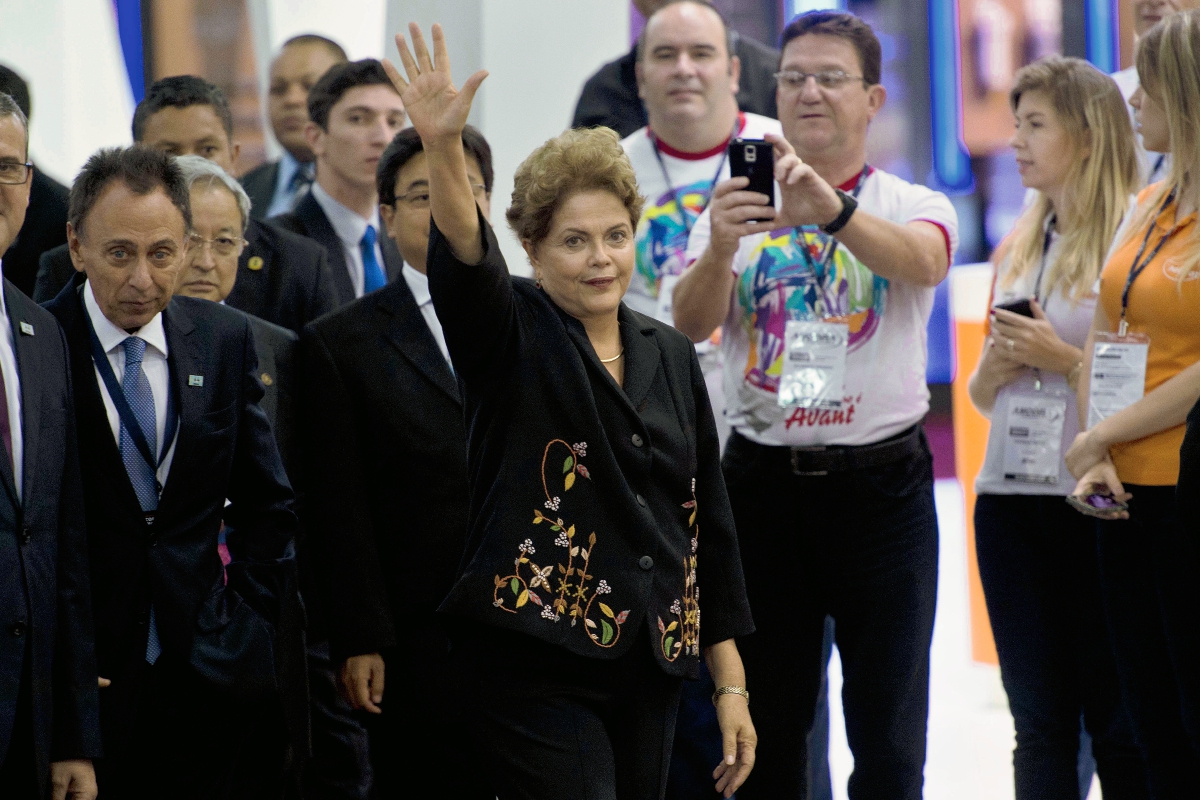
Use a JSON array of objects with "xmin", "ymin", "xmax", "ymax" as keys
[{"xmin": 428, "ymin": 213, "xmax": 752, "ymax": 677}]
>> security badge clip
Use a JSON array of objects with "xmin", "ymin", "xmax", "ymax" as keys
[
  {"xmin": 188, "ymin": 375, "xmax": 204, "ymax": 387},
  {"xmin": 1087, "ymin": 328, "xmax": 1149, "ymax": 429},
  {"xmin": 778, "ymin": 319, "xmax": 849, "ymax": 409}
]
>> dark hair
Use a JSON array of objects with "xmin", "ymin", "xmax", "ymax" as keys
[
  {"xmin": 280, "ymin": 33, "xmax": 349, "ymax": 63},
  {"xmin": 132, "ymin": 75, "xmax": 233, "ymax": 143},
  {"xmin": 307, "ymin": 59, "xmax": 397, "ymax": 130},
  {"xmin": 377, "ymin": 125, "xmax": 494, "ymax": 205},
  {"xmin": 68, "ymin": 146, "xmax": 192, "ymax": 236},
  {"xmin": 636, "ymin": 0, "xmax": 735, "ymax": 63},
  {"xmin": 779, "ymin": 11, "xmax": 882, "ymax": 86},
  {"xmin": 0, "ymin": 65, "xmax": 31, "ymax": 119}
]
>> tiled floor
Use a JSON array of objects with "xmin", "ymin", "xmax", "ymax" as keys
[{"xmin": 823, "ymin": 479, "xmax": 1101, "ymax": 800}]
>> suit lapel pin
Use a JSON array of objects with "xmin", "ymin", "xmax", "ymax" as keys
[
  {"xmin": 188, "ymin": 375, "xmax": 204, "ymax": 387},
  {"xmin": 248, "ymin": 256, "xmax": 264, "ymax": 271},
  {"xmin": 18, "ymin": 322, "xmax": 33, "ymax": 336}
]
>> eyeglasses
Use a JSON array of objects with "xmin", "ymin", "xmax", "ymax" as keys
[
  {"xmin": 774, "ymin": 70, "xmax": 867, "ymax": 91},
  {"xmin": 187, "ymin": 233, "xmax": 248, "ymax": 257},
  {"xmin": 0, "ymin": 160, "xmax": 32, "ymax": 185},
  {"xmin": 394, "ymin": 184, "xmax": 488, "ymax": 209}
]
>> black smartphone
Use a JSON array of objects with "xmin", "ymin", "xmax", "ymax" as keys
[
  {"xmin": 994, "ymin": 298, "xmax": 1034, "ymax": 318},
  {"xmin": 729, "ymin": 138, "xmax": 775, "ymax": 222}
]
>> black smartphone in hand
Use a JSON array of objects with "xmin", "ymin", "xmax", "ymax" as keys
[
  {"xmin": 994, "ymin": 298, "xmax": 1034, "ymax": 318},
  {"xmin": 729, "ymin": 138, "xmax": 775, "ymax": 222}
]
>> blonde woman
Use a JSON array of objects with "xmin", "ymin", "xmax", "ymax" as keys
[
  {"xmin": 382, "ymin": 23, "xmax": 756, "ymax": 800},
  {"xmin": 968, "ymin": 56, "xmax": 1145, "ymax": 798},
  {"xmin": 1065, "ymin": 11, "xmax": 1200, "ymax": 795}
]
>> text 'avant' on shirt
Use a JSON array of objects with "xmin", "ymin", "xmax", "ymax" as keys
[
  {"xmin": 83, "ymin": 280, "xmax": 176, "ymax": 487},
  {"xmin": 685, "ymin": 167, "xmax": 959, "ymax": 448},
  {"xmin": 1098, "ymin": 183, "xmax": 1200, "ymax": 486},
  {"xmin": 621, "ymin": 112, "xmax": 782, "ymax": 323},
  {"xmin": 310, "ymin": 181, "xmax": 385, "ymax": 300}
]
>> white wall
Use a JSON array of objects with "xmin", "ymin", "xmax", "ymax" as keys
[{"xmin": 0, "ymin": 0, "xmax": 135, "ymax": 185}]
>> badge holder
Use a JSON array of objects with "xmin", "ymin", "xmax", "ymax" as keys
[
  {"xmin": 778, "ymin": 320, "xmax": 849, "ymax": 409},
  {"xmin": 1087, "ymin": 326, "xmax": 1149, "ymax": 429},
  {"xmin": 1001, "ymin": 381, "xmax": 1068, "ymax": 485}
]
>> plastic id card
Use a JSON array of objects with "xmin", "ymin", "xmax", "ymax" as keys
[
  {"xmin": 778, "ymin": 320, "xmax": 849, "ymax": 409},
  {"xmin": 1002, "ymin": 391, "xmax": 1067, "ymax": 485},
  {"xmin": 1087, "ymin": 331, "xmax": 1149, "ymax": 429}
]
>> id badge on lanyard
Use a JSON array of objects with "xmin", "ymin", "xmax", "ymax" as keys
[
  {"xmin": 1002, "ymin": 388, "xmax": 1067, "ymax": 484},
  {"xmin": 779, "ymin": 320, "xmax": 849, "ymax": 409},
  {"xmin": 1087, "ymin": 330, "xmax": 1149, "ymax": 428}
]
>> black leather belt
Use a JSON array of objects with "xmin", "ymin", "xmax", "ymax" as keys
[{"xmin": 732, "ymin": 424, "xmax": 926, "ymax": 476}]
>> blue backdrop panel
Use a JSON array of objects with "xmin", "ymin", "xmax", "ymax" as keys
[
  {"xmin": 114, "ymin": 0, "xmax": 145, "ymax": 103},
  {"xmin": 926, "ymin": 278, "xmax": 955, "ymax": 385}
]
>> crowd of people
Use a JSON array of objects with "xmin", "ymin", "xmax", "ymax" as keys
[{"xmin": 1, "ymin": 1, "xmax": 1199, "ymax": 799}]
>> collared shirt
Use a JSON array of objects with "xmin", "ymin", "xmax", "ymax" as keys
[
  {"xmin": 402, "ymin": 264, "xmax": 451, "ymax": 365},
  {"xmin": 0, "ymin": 262, "xmax": 23, "ymax": 500},
  {"xmin": 310, "ymin": 181, "xmax": 384, "ymax": 300},
  {"xmin": 83, "ymin": 281, "xmax": 176, "ymax": 486},
  {"xmin": 265, "ymin": 151, "xmax": 313, "ymax": 219}
]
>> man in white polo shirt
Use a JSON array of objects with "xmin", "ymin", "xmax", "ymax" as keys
[{"xmin": 675, "ymin": 10, "xmax": 957, "ymax": 799}]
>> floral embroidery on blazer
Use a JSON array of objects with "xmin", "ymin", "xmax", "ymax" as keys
[
  {"xmin": 659, "ymin": 478, "xmax": 700, "ymax": 661},
  {"xmin": 492, "ymin": 439, "xmax": 631, "ymax": 647}
]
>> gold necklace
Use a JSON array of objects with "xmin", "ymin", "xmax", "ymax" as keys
[{"xmin": 599, "ymin": 349, "xmax": 625, "ymax": 363}]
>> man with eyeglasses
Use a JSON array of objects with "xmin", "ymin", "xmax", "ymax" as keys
[
  {"xmin": 0, "ymin": 92, "xmax": 100, "ymax": 800},
  {"xmin": 674, "ymin": 11, "xmax": 958, "ymax": 799},
  {"xmin": 300, "ymin": 125, "xmax": 495, "ymax": 800},
  {"xmin": 33, "ymin": 76, "xmax": 336, "ymax": 336}
]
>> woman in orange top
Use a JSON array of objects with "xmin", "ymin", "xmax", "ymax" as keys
[{"xmin": 1065, "ymin": 11, "xmax": 1200, "ymax": 795}]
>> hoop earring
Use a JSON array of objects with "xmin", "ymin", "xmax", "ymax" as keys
[{"xmin": 535, "ymin": 278, "xmax": 543, "ymax": 289}]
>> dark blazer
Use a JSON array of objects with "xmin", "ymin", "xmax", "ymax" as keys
[
  {"xmin": 33, "ymin": 219, "xmax": 337, "ymax": 334},
  {"xmin": 3, "ymin": 167, "xmax": 69, "ymax": 297},
  {"xmin": 0, "ymin": 281, "xmax": 100, "ymax": 797},
  {"xmin": 245, "ymin": 313, "xmax": 298, "ymax": 473},
  {"xmin": 273, "ymin": 191, "xmax": 404, "ymax": 307},
  {"xmin": 571, "ymin": 33, "xmax": 780, "ymax": 139},
  {"xmin": 240, "ymin": 160, "xmax": 280, "ymax": 221},
  {"xmin": 44, "ymin": 277, "xmax": 302, "ymax": 756},
  {"xmin": 302, "ymin": 277, "xmax": 466, "ymax": 666},
  {"xmin": 428, "ymin": 214, "xmax": 753, "ymax": 678}
]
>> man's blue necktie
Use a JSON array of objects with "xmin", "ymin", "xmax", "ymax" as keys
[
  {"xmin": 287, "ymin": 162, "xmax": 314, "ymax": 210},
  {"xmin": 361, "ymin": 224, "xmax": 386, "ymax": 294},
  {"xmin": 120, "ymin": 336, "xmax": 162, "ymax": 664}
]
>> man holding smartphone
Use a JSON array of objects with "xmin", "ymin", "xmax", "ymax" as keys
[{"xmin": 673, "ymin": 10, "xmax": 957, "ymax": 799}]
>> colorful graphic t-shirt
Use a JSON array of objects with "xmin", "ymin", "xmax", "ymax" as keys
[
  {"xmin": 621, "ymin": 112, "xmax": 782, "ymax": 321},
  {"xmin": 685, "ymin": 168, "xmax": 959, "ymax": 447}
]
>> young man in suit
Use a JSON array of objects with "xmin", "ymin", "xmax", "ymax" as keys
[
  {"xmin": 274, "ymin": 60, "xmax": 407, "ymax": 306},
  {"xmin": 46, "ymin": 145, "xmax": 300, "ymax": 799},
  {"xmin": 301, "ymin": 125, "xmax": 494, "ymax": 800},
  {"xmin": 34, "ymin": 76, "xmax": 336, "ymax": 334},
  {"xmin": 173, "ymin": 153, "xmax": 372, "ymax": 800},
  {"xmin": 0, "ymin": 65, "xmax": 70, "ymax": 297},
  {"xmin": 0, "ymin": 93, "xmax": 99, "ymax": 800},
  {"xmin": 241, "ymin": 34, "xmax": 348, "ymax": 219}
]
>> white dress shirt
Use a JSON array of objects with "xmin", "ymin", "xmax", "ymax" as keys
[
  {"xmin": 265, "ymin": 151, "xmax": 311, "ymax": 219},
  {"xmin": 401, "ymin": 264, "xmax": 451, "ymax": 366},
  {"xmin": 83, "ymin": 281, "xmax": 177, "ymax": 487},
  {"xmin": 0, "ymin": 262, "xmax": 23, "ymax": 501},
  {"xmin": 310, "ymin": 181, "xmax": 385, "ymax": 299}
]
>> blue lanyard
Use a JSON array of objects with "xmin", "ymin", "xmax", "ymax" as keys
[
  {"xmin": 1121, "ymin": 189, "xmax": 1180, "ymax": 325},
  {"xmin": 649, "ymin": 121, "xmax": 736, "ymax": 239},
  {"xmin": 83, "ymin": 308, "xmax": 178, "ymax": 475},
  {"xmin": 796, "ymin": 167, "xmax": 871, "ymax": 316}
]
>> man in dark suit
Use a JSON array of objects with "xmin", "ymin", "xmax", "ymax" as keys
[
  {"xmin": 0, "ymin": 65, "xmax": 70, "ymax": 297},
  {"xmin": 241, "ymin": 35, "xmax": 348, "ymax": 219},
  {"xmin": 274, "ymin": 60, "xmax": 406, "ymax": 306},
  {"xmin": 46, "ymin": 145, "xmax": 300, "ymax": 799},
  {"xmin": 572, "ymin": 0, "xmax": 780, "ymax": 139},
  {"xmin": 34, "ymin": 76, "xmax": 337, "ymax": 333},
  {"xmin": 0, "ymin": 93, "xmax": 99, "ymax": 800},
  {"xmin": 302, "ymin": 126, "xmax": 494, "ymax": 799}
]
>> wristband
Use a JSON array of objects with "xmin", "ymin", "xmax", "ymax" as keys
[
  {"xmin": 821, "ymin": 189, "xmax": 858, "ymax": 235},
  {"xmin": 712, "ymin": 685, "xmax": 750, "ymax": 705}
]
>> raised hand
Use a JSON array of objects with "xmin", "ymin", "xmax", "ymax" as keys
[
  {"xmin": 385, "ymin": 23, "xmax": 487, "ymax": 143},
  {"xmin": 767, "ymin": 132, "xmax": 843, "ymax": 229}
]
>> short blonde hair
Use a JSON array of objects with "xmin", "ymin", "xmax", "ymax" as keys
[{"xmin": 506, "ymin": 127, "xmax": 644, "ymax": 247}]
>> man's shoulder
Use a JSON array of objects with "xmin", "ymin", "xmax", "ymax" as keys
[
  {"xmin": 862, "ymin": 168, "xmax": 953, "ymax": 212},
  {"xmin": 303, "ymin": 283, "xmax": 391, "ymax": 345},
  {"xmin": 581, "ymin": 49, "xmax": 636, "ymax": 95},
  {"xmin": 240, "ymin": 160, "xmax": 279, "ymax": 189},
  {"xmin": 250, "ymin": 217, "xmax": 327, "ymax": 266},
  {"xmin": 620, "ymin": 126, "xmax": 651, "ymax": 155},
  {"xmin": 170, "ymin": 295, "xmax": 253, "ymax": 338},
  {"xmin": 245, "ymin": 311, "xmax": 298, "ymax": 353}
]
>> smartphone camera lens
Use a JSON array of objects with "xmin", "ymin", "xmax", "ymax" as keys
[{"xmin": 745, "ymin": 145, "xmax": 756, "ymax": 163}]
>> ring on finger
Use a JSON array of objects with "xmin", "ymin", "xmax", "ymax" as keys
[{"xmin": 1006, "ymin": 338, "xmax": 1015, "ymax": 352}]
